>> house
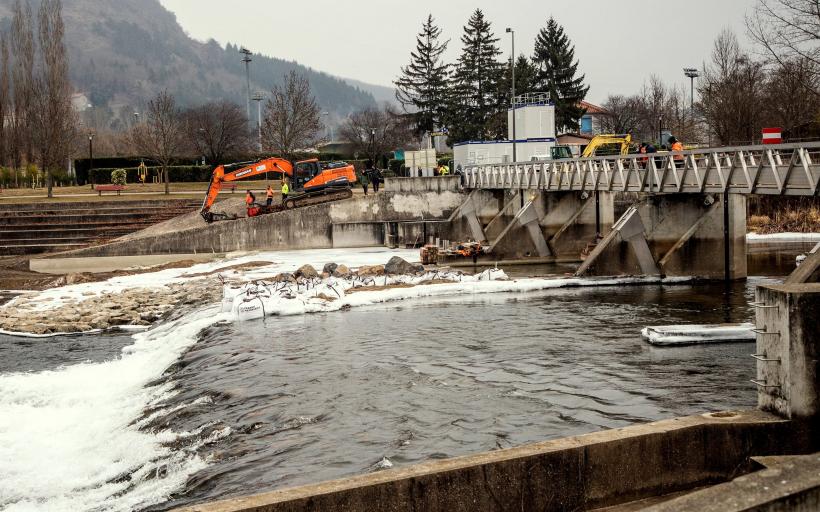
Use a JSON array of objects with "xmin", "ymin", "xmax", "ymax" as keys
[{"xmin": 579, "ymin": 100, "xmax": 608, "ymax": 136}]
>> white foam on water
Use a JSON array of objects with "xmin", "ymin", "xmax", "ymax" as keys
[{"xmin": 0, "ymin": 307, "xmax": 230, "ymax": 512}]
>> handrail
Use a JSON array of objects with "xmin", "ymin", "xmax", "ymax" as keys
[{"xmin": 462, "ymin": 142, "xmax": 820, "ymax": 196}]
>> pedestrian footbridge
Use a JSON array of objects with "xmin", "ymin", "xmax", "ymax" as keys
[
  {"xmin": 449, "ymin": 143, "xmax": 819, "ymax": 281},
  {"xmin": 462, "ymin": 142, "xmax": 820, "ymax": 196}
]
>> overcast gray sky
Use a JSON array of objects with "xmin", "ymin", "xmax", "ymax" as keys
[{"xmin": 159, "ymin": 0, "xmax": 758, "ymax": 104}]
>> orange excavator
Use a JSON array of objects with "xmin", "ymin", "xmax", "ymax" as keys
[{"xmin": 200, "ymin": 157, "xmax": 357, "ymax": 223}]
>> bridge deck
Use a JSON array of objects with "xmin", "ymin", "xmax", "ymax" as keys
[{"xmin": 463, "ymin": 142, "xmax": 820, "ymax": 196}]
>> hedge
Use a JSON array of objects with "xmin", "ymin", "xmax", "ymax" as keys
[{"xmin": 87, "ymin": 165, "xmax": 213, "ymax": 184}]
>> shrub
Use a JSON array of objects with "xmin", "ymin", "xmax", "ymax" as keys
[{"xmin": 111, "ymin": 169, "xmax": 127, "ymax": 186}]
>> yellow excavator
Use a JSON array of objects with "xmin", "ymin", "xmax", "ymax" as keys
[{"xmin": 580, "ymin": 134, "xmax": 632, "ymax": 157}]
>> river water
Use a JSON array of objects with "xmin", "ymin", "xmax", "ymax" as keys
[{"xmin": 0, "ymin": 242, "xmax": 812, "ymax": 512}]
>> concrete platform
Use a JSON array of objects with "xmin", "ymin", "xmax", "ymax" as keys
[{"xmin": 29, "ymin": 253, "xmax": 223, "ymax": 274}]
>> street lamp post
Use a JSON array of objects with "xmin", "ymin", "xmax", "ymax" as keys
[
  {"xmin": 133, "ymin": 112, "xmax": 139, "ymax": 125},
  {"xmin": 252, "ymin": 91, "xmax": 265, "ymax": 152},
  {"xmin": 370, "ymin": 128, "xmax": 376, "ymax": 167},
  {"xmin": 240, "ymin": 47, "xmax": 253, "ymax": 133},
  {"xmin": 683, "ymin": 68, "xmax": 699, "ymax": 114},
  {"xmin": 321, "ymin": 111, "xmax": 333, "ymax": 142},
  {"xmin": 506, "ymin": 28, "xmax": 516, "ymax": 164},
  {"xmin": 88, "ymin": 133, "xmax": 94, "ymax": 187}
]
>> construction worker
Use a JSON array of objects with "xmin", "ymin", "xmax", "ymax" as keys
[
  {"xmin": 245, "ymin": 190, "xmax": 255, "ymax": 207},
  {"xmin": 669, "ymin": 136, "xmax": 684, "ymax": 162},
  {"xmin": 361, "ymin": 169, "xmax": 369, "ymax": 195},
  {"xmin": 440, "ymin": 163, "xmax": 450, "ymax": 176},
  {"xmin": 281, "ymin": 178, "xmax": 289, "ymax": 203},
  {"xmin": 265, "ymin": 185, "xmax": 274, "ymax": 207}
]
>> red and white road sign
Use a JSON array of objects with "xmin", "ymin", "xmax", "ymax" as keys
[{"xmin": 762, "ymin": 127, "xmax": 782, "ymax": 144}]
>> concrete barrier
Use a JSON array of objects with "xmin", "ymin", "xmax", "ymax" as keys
[{"xmin": 174, "ymin": 411, "xmax": 816, "ymax": 512}]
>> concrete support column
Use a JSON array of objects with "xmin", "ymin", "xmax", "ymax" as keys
[
  {"xmin": 457, "ymin": 196, "xmax": 487, "ymax": 243},
  {"xmin": 515, "ymin": 200, "xmax": 551, "ymax": 257},
  {"xmin": 755, "ymin": 283, "xmax": 820, "ymax": 420},
  {"xmin": 578, "ymin": 194, "xmax": 747, "ymax": 279}
]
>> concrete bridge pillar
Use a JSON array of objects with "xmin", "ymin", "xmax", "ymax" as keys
[
  {"xmin": 578, "ymin": 194, "xmax": 747, "ymax": 280},
  {"xmin": 754, "ymin": 283, "xmax": 820, "ymax": 420},
  {"xmin": 481, "ymin": 191, "xmax": 614, "ymax": 260}
]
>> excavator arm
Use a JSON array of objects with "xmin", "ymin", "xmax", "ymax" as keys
[{"xmin": 200, "ymin": 157, "xmax": 293, "ymax": 222}]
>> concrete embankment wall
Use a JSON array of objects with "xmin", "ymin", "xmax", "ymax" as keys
[
  {"xmin": 175, "ymin": 411, "xmax": 817, "ymax": 512},
  {"xmin": 58, "ymin": 177, "xmax": 464, "ymax": 257}
]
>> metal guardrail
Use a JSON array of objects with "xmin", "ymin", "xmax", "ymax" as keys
[{"xmin": 463, "ymin": 142, "xmax": 820, "ymax": 196}]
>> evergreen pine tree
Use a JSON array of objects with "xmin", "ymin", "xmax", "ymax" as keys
[
  {"xmin": 446, "ymin": 9, "xmax": 503, "ymax": 143},
  {"xmin": 532, "ymin": 17, "xmax": 589, "ymax": 133},
  {"xmin": 394, "ymin": 15, "xmax": 450, "ymax": 135}
]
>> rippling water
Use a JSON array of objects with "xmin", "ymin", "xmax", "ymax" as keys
[{"xmin": 148, "ymin": 278, "xmax": 767, "ymax": 510}]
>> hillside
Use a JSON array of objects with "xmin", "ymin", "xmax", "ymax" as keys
[{"xmin": 0, "ymin": 0, "xmax": 379, "ymax": 128}]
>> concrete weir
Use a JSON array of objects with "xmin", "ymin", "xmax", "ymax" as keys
[
  {"xmin": 168, "ymin": 281, "xmax": 820, "ymax": 512},
  {"xmin": 55, "ymin": 177, "xmax": 464, "ymax": 257}
]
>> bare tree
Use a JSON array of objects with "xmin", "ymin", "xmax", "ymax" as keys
[
  {"xmin": 32, "ymin": 0, "xmax": 76, "ymax": 197},
  {"xmin": 339, "ymin": 105, "xmax": 413, "ymax": 166},
  {"xmin": 0, "ymin": 35, "xmax": 9, "ymax": 169},
  {"xmin": 261, "ymin": 71, "xmax": 322, "ymax": 160},
  {"xmin": 763, "ymin": 57, "xmax": 820, "ymax": 136},
  {"xmin": 747, "ymin": 0, "xmax": 820, "ymax": 87},
  {"xmin": 184, "ymin": 100, "xmax": 249, "ymax": 165},
  {"xmin": 10, "ymin": 0, "xmax": 36, "ymax": 186},
  {"xmin": 600, "ymin": 95, "xmax": 641, "ymax": 135},
  {"xmin": 699, "ymin": 29, "xmax": 768, "ymax": 144},
  {"xmin": 131, "ymin": 91, "xmax": 184, "ymax": 195}
]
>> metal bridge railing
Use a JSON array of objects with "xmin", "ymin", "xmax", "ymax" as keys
[{"xmin": 463, "ymin": 142, "xmax": 820, "ymax": 196}]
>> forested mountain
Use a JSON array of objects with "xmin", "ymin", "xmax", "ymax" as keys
[{"xmin": 0, "ymin": 0, "xmax": 380, "ymax": 129}]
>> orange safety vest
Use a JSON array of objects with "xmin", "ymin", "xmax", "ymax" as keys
[
  {"xmin": 266, "ymin": 188, "xmax": 274, "ymax": 199},
  {"xmin": 671, "ymin": 141, "xmax": 684, "ymax": 160}
]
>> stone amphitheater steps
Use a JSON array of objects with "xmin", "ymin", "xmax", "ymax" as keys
[{"xmin": 0, "ymin": 199, "xmax": 199, "ymax": 256}]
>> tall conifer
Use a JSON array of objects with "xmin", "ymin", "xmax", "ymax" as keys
[
  {"xmin": 447, "ymin": 9, "xmax": 503, "ymax": 143},
  {"xmin": 395, "ymin": 15, "xmax": 450, "ymax": 135},
  {"xmin": 532, "ymin": 17, "xmax": 589, "ymax": 133}
]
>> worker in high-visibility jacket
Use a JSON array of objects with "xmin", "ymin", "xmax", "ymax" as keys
[
  {"xmin": 265, "ymin": 185, "xmax": 274, "ymax": 206},
  {"xmin": 245, "ymin": 190, "xmax": 255, "ymax": 206},
  {"xmin": 281, "ymin": 179, "xmax": 290, "ymax": 203},
  {"xmin": 439, "ymin": 164, "xmax": 450, "ymax": 176},
  {"xmin": 669, "ymin": 136, "xmax": 684, "ymax": 162}
]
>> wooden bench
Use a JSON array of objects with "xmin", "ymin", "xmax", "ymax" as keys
[{"xmin": 95, "ymin": 184, "xmax": 126, "ymax": 196}]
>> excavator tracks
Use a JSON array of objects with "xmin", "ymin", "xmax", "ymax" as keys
[{"xmin": 283, "ymin": 188, "xmax": 353, "ymax": 209}]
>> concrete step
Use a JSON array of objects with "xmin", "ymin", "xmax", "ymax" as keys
[
  {"xmin": 0, "ymin": 206, "xmax": 194, "ymax": 217},
  {"xmin": 0, "ymin": 213, "xmax": 185, "ymax": 225},
  {"xmin": 0, "ymin": 243, "xmax": 89, "ymax": 256},
  {"xmin": 0, "ymin": 200, "xmax": 199, "ymax": 212},
  {"xmin": 0, "ymin": 228, "xmax": 131, "ymax": 240},
  {"xmin": 0, "ymin": 221, "xmax": 159, "ymax": 231},
  {"xmin": 0, "ymin": 237, "xmax": 101, "ymax": 246}
]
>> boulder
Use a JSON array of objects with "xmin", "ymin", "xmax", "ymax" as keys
[
  {"xmin": 295, "ymin": 264, "xmax": 319, "ymax": 279},
  {"xmin": 333, "ymin": 265, "xmax": 351, "ymax": 278},
  {"xmin": 272, "ymin": 272, "xmax": 292, "ymax": 283},
  {"xmin": 356, "ymin": 265, "xmax": 384, "ymax": 277},
  {"xmin": 323, "ymin": 262, "xmax": 338, "ymax": 275},
  {"xmin": 384, "ymin": 256, "xmax": 424, "ymax": 275}
]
